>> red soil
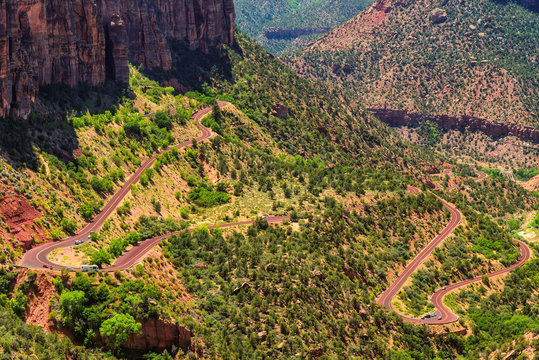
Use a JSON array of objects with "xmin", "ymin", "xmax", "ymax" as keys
[
  {"xmin": 14, "ymin": 269, "xmax": 55, "ymax": 331},
  {"xmin": 26, "ymin": 273, "xmax": 55, "ymax": 331},
  {"xmin": 0, "ymin": 190, "xmax": 47, "ymax": 250}
]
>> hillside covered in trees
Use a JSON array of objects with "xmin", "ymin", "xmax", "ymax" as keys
[
  {"xmin": 0, "ymin": 4, "xmax": 537, "ymax": 360},
  {"xmin": 286, "ymin": 0, "xmax": 539, "ymax": 127},
  {"xmin": 235, "ymin": 0, "xmax": 373, "ymax": 54}
]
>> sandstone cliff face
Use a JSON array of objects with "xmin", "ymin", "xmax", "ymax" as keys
[
  {"xmin": 0, "ymin": 0, "xmax": 106, "ymax": 119},
  {"xmin": 125, "ymin": 318, "xmax": 193, "ymax": 354},
  {"xmin": 0, "ymin": 0, "xmax": 235, "ymax": 118},
  {"xmin": 96, "ymin": 317, "xmax": 194, "ymax": 355},
  {"xmin": 369, "ymin": 108, "xmax": 539, "ymax": 144}
]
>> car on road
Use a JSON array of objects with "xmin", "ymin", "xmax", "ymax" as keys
[
  {"xmin": 66, "ymin": 267, "xmax": 74, "ymax": 271},
  {"xmin": 81, "ymin": 265, "xmax": 99, "ymax": 272},
  {"xmin": 442, "ymin": 286, "xmax": 446, "ymax": 290},
  {"xmin": 42, "ymin": 264, "xmax": 48, "ymax": 268},
  {"xmin": 421, "ymin": 313, "xmax": 437, "ymax": 319},
  {"xmin": 75, "ymin": 240, "xmax": 84, "ymax": 245},
  {"xmin": 438, "ymin": 316, "xmax": 442, "ymax": 320}
]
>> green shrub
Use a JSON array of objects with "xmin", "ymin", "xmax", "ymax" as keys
[
  {"xmin": 60, "ymin": 218, "xmax": 78, "ymax": 234},
  {"xmin": 187, "ymin": 183, "xmax": 231, "ymax": 207}
]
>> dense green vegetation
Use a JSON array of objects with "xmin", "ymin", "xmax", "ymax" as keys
[
  {"xmin": 0, "ymin": 65, "xmax": 195, "ymax": 258},
  {"xmin": 53, "ymin": 271, "xmax": 166, "ymax": 352},
  {"xmin": 399, "ymin": 204, "xmax": 520, "ymax": 315},
  {"xmin": 0, "ymin": 267, "xmax": 112, "ymax": 359},
  {"xmin": 450, "ymin": 252, "xmax": 539, "ymax": 358},
  {"xmin": 450, "ymin": 176, "xmax": 538, "ymax": 217},
  {"xmin": 514, "ymin": 168, "xmax": 539, "ymax": 181},
  {"xmin": 0, "ymin": 16, "xmax": 537, "ymax": 360},
  {"xmin": 0, "ymin": 306, "xmax": 110, "ymax": 359},
  {"xmin": 235, "ymin": 0, "xmax": 373, "ymax": 54},
  {"xmin": 162, "ymin": 194, "xmax": 452, "ymax": 358},
  {"xmin": 287, "ymin": 0, "xmax": 539, "ymax": 127}
]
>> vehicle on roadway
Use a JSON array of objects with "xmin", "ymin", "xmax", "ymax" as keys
[
  {"xmin": 42, "ymin": 264, "xmax": 48, "ymax": 268},
  {"xmin": 442, "ymin": 286, "xmax": 446, "ymax": 290},
  {"xmin": 75, "ymin": 240, "xmax": 84, "ymax": 245},
  {"xmin": 81, "ymin": 265, "xmax": 99, "ymax": 272},
  {"xmin": 421, "ymin": 313, "xmax": 437, "ymax": 320}
]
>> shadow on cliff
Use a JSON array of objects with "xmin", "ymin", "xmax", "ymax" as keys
[
  {"xmin": 0, "ymin": 81, "xmax": 128, "ymax": 171},
  {"xmin": 0, "ymin": 116, "xmax": 76, "ymax": 171},
  {"xmin": 148, "ymin": 42, "xmax": 237, "ymax": 91}
]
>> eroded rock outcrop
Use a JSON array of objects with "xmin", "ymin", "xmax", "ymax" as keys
[
  {"xmin": 369, "ymin": 108, "xmax": 539, "ymax": 144},
  {"xmin": 0, "ymin": 0, "xmax": 235, "ymax": 118},
  {"xmin": 126, "ymin": 318, "xmax": 192, "ymax": 354},
  {"xmin": 0, "ymin": 190, "xmax": 46, "ymax": 250}
]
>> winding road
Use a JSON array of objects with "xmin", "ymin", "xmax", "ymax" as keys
[
  {"xmin": 376, "ymin": 180, "xmax": 531, "ymax": 325},
  {"xmin": 21, "ymin": 105, "xmax": 217, "ymax": 271},
  {"xmin": 21, "ymin": 102, "xmax": 290, "ymax": 272},
  {"xmin": 19, "ymin": 105, "xmax": 531, "ymax": 327},
  {"xmin": 376, "ymin": 186, "xmax": 463, "ymax": 324}
]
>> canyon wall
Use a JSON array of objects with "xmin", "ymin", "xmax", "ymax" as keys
[
  {"xmin": 369, "ymin": 108, "xmax": 539, "ymax": 144},
  {"xmin": 125, "ymin": 318, "xmax": 194, "ymax": 355},
  {"xmin": 0, "ymin": 0, "xmax": 235, "ymax": 118}
]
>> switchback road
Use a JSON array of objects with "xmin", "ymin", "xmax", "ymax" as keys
[
  {"xmin": 20, "ymin": 107, "xmax": 531, "ymax": 327},
  {"xmin": 20, "ymin": 105, "xmax": 217, "ymax": 270},
  {"xmin": 376, "ymin": 187, "xmax": 463, "ymax": 324},
  {"xmin": 376, "ymin": 184, "xmax": 531, "ymax": 325}
]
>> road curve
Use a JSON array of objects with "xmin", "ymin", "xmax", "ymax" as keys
[
  {"xmin": 376, "ymin": 185, "xmax": 531, "ymax": 325},
  {"xmin": 105, "ymin": 215, "xmax": 290, "ymax": 271},
  {"xmin": 376, "ymin": 186, "xmax": 463, "ymax": 324},
  {"xmin": 20, "ymin": 108, "xmax": 531, "ymax": 326},
  {"xmin": 475, "ymin": 170, "xmax": 487, "ymax": 182},
  {"xmin": 20, "ymin": 105, "xmax": 217, "ymax": 270},
  {"xmin": 430, "ymin": 239, "xmax": 530, "ymax": 324}
]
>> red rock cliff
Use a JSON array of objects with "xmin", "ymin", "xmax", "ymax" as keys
[
  {"xmin": 369, "ymin": 108, "xmax": 539, "ymax": 144},
  {"xmin": 0, "ymin": 0, "xmax": 235, "ymax": 118}
]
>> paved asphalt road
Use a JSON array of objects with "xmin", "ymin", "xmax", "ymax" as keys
[
  {"xmin": 376, "ymin": 184, "xmax": 531, "ymax": 325},
  {"xmin": 19, "ymin": 109, "xmax": 531, "ymax": 326},
  {"xmin": 376, "ymin": 186, "xmax": 463, "ymax": 324},
  {"xmin": 20, "ymin": 105, "xmax": 216, "ymax": 270}
]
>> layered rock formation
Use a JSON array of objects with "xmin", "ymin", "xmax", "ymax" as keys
[
  {"xmin": 369, "ymin": 108, "xmax": 539, "ymax": 144},
  {"xmin": 0, "ymin": 0, "xmax": 235, "ymax": 118},
  {"xmin": 126, "ymin": 318, "xmax": 192, "ymax": 354}
]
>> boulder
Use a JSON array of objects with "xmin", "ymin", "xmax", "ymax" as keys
[{"xmin": 429, "ymin": 8, "xmax": 448, "ymax": 23}]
